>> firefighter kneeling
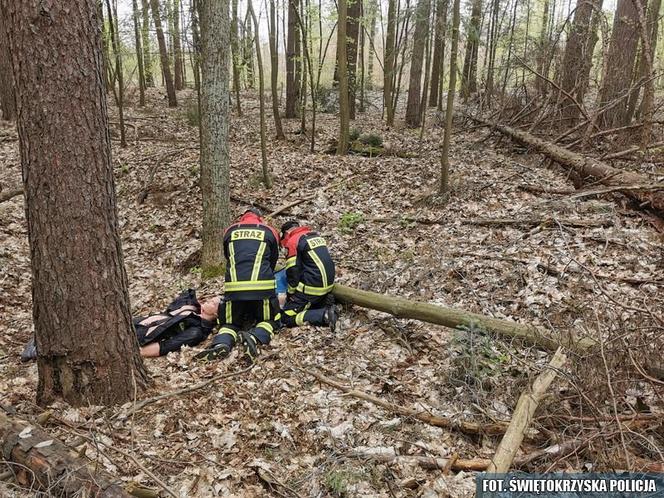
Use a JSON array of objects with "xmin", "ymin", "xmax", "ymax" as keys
[
  {"xmin": 280, "ymin": 220, "xmax": 338, "ymax": 331},
  {"xmin": 197, "ymin": 208, "xmax": 282, "ymax": 362}
]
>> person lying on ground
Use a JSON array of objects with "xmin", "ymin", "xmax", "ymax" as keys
[
  {"xmin": 280, "ymin": 220, "xmax": 338, "ymax": 331},
  {"xmin": 20, "ymin": 289, "xmax": 220, "ymax": 361},
  {"xmin": 135, "ymin": 289, "xmax": 220, "ymax": 357},
  {"xmin": 196, "ymin": 208, "xmax": 282, "ymax": 363}
]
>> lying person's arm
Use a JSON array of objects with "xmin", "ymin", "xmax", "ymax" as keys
[{"xmin": 141, "ymin": 317, "xmax": 216, "ymax": 357}]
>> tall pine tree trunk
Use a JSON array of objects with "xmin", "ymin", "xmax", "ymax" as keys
[
  {"xmin": 337, "ymin": 0, "xmax": 350, "ymax": 153},
  {"xmin": 428, "ymin": 0, "xmax": 447, "ymax": 107},
  {"xmin": 140, "ymin": 0, "xmax": 155, "ymax": 87},
  {"xmin": 200, "ymin": 0, "xmax": 231, "ymax": 275},
  {"xmin": 384, "ymin": 0, "xmax": 397, "ymax": 126},
  {"xmin": 460, "ymin": 0, "xmax": 481, "ymax": 100},
  {"xmin": 484, "ymin": 0, "xmax": 499, "ymax": 103},
  {"xmin": 243, "ymin": 10, "xmax": 256, "ymax": 89},
  {"xmin": 150, "ymin": 0, "xmax": 178, "ymax": 106},
  {"xmin": 269, "ymin": 0, "xmax": 285, "ymax": 138},
  {"xmin": 439, "ymin": 0, "xmax": 460, "ymax": 194},
  {"xmin": 597, "ymin": 0, "xmax": 642, "ymax": 128},
  {"xmin": 286, "ymin": 0, "xmax": 301, "ymax": 117},
  {"xmin": 366, "ymin": 0, "xmax": 377, "ymax": 91},
  {"xmin": 405, "ymin": 0, "xmax": 432, "ymax": 127},
  {"xmin": 1, "ymin": 0, "xmax": 149, "ymax": 407}
]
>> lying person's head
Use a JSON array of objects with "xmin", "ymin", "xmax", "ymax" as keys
[{"xmin": 199, "ymin": 295, "xmax": 221, "ymax": 320}]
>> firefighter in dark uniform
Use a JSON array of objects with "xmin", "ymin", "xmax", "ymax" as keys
[
  {"xmin": 280, "ymin": 220, "xmax": 338, "ymax": 330},
  {"xmin": 197, "ymin": 208, "xmax": 282, "ymax": 361}
]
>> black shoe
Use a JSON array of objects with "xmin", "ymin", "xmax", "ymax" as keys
[
  {"xmin": 195, "ymin": 343, "xmax": 231, "ymax": 361},
  {"xmin": 325, "ymin": 305, "xmax": 338, "ymax": 333},
  {"xmin": 240, "ymin": 331, "xmax": 259, "ymax": 363}
]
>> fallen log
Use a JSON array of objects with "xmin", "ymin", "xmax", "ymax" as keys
[
  {"xmin": 487, "ymin": 348, "xmax": 567, "ymax": 473},
  {"xmin": 304, "ymin": 368, "xmax": 511, "ymax": 436},
  {"xmin": 332, "ymin": 284, "xmax": 595, "ymax": 352},
  {"xmin": 474, "ymin": 118, "xmax": 664, "ymax": 212},
  {"xmin": 0, "ymin": 409, "xmax": 130, "ymax": 497}
]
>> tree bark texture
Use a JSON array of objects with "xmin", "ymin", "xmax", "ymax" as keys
[
  {"xmin": 346, "ymin": 0, "xmax": 361, "ymax": 119},
  {"xmin": 0, "ymin": 410, "xmax": 131, "ymax": 497},
  {"xmin": 1, "ymin": 0, "xmax": 149, "ymax": 406},
  {"xmin": 105, "ymin": 0, "xmax": 127, "ymax": 147},
  {"xmin": 231, "ymin": 0, "xmax": 242, "ymax": 115},
  {"xmin": 597, "ymin": 0, "xmax": 643, "ymax": 128},
  {"xmin": 150, "ymin": 0, "xmax": 178, "ymax": 106},
  {"xmin": 172, "ymin": 0, "xmax": 184, "ymax": 90},
  {"xmin": 0, "ymin": 11, "xmax": 16, "ymax": 121},
  {"xmin": 428, "ymin": 0, "xmax": 447, "ymax": 107},
  {"xmin": 286, "ymin": 0, "xmax": 301, "ymax": 118},
  {"xmin": 132, "ymin": 0, "xmax": 147, "ymax": 106},
  {"xmin": 558, "ymin": 0, "xmax": 601, "ymax": 123},
  {"xmin": 199, "ymin": 0, "xmax": 232, "ymax": 274},
  {"xmin": 460, "ymin": 0, "xmax": 481, "ymax": 100},
  {"xmin": 384, "ymin": 0, "xmax": 397, "ymax": 126},
  {"xmin": 405, "ymin": 0, "xmax": 432, "ymax": 127},
  {"xmin": 337, "ymin": 0, "xmax": 350, "ymax": 153}
]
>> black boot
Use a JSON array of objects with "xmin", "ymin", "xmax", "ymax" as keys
[{"xmin": 324, "ymin": 305, "xmax": 338, "ymax": 333}]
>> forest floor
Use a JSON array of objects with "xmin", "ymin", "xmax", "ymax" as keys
[{"xmin": 0, "ymin": 89, "xmax": 663, "ymax": 497}]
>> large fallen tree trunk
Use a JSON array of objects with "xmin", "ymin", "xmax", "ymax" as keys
[
  {"xmin": 474, "ymin": 118, "xmax": 664, "ymax": 212},
  {"xmin": 0, "ymin": 409, "xmax": 130, "ymax": 497},
  {"xmin": 332, "ymin": 284, "xmax": 595, "ymax": 352}
]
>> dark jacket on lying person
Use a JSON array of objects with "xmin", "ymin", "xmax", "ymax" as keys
[{"xmin": 134, "ymin": 289, "xmax": 217, "ymax": 356}]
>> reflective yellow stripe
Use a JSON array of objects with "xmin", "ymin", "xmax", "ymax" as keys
[
  {"xmin": 218, "ymin": 327, "xmax": 238, "ymax": 342},
  {"xmin": 225, "ymin": 301, "xmax": 232, "ymax": 324},
  {"xmin": 287, "ymin": 285, "xmax": 297, "ymax": 294},
  {"xmin": 228, "ymin": 242, "xmax": 238, "ymax": 281},
  {"xmin": 308, "ymin": 250, "xmax": 328, "ymax": 287},
  {"xmin": 295, "ymin": 282, "xmax": 334, "ymax": 296},
  {"xmin": 256, "ymin": 322, "xmax": 274, "ymax": 337},
  {"xmin": 295, "ymin": 312, "xmax": 306, "ymax": 326},
  {"xmin": 285, "ymin": 309, "xmax": 298, "ymax": 316},
  {"xmin": 263, "ymin": 299, "xmax": 270, "ymax": 320},
  {"xmin": 251, "ymin": 242, "xmax": 266, "ymax": 281},
  {"xmin": 275, "ymin": 312, "xmax": 281, "ymax": 321},
  {"xmin": 284, "ymin": 256, "xmax": 297, "ymax": 269},
  {"xmin": 225, "ymin": 280, "xmax": 276, "ymax": 292}
]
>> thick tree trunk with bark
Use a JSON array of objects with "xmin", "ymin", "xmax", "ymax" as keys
[
  {"xmin": 200, "ymin": 0, "xmax": 231, "ymax": 275},
  {"xmin": 0, "ymin": 410, "xmax": 130, "ymax": 497},
  {"xmin": 558, "ymin": 0, "xmax": 601, "ymax": 123},
  {"xmin": 269, "ymin": 0, "xmax": 285, "ymax": 139},
  {"xmin": 337, "ymin": 0, "xmax": 350, "ymax": 153},
  {"xmin": 460, "ymin": 0, "xmax": 481, "ymax": 100},
  {"xmin": 150, "ymin": 0, "xmax": 178, "ymax": 106},
  {"xmin": 384, "ymin": 0, "xmax": 397, "ymax": 126},
  {"xmin": 140, "ymin": 0, "xmax": 155, "ymax": 87},
  {"xmin": 405, "ymin": 0, "xmax": 431, "ymax": 127},
  {"xmin": 597, "ymin": 0, "xmax": 642, "ymax": 128},
  {"xmin": 0, "ymin": 12, "xmax": 16, "ymax": 121},
  {"xmin": 285, "ymin": 0, "xmax": 301, "ymax": 118},
  {"xmin": 2, "ymin": 0, "xmax": 149, "ymax": 406},
  {"xmin": 428, "ymin": 0, "xmax": 447, "ymax": 107}
]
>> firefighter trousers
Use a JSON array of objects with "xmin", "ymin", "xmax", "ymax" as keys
[
  {"xmin": 282, "ymin": 292, "xmax": 328, "ymax": 327},
  {"xmin": 212, "ymin": 297, "xmax": 281, "ymax": 350}
]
